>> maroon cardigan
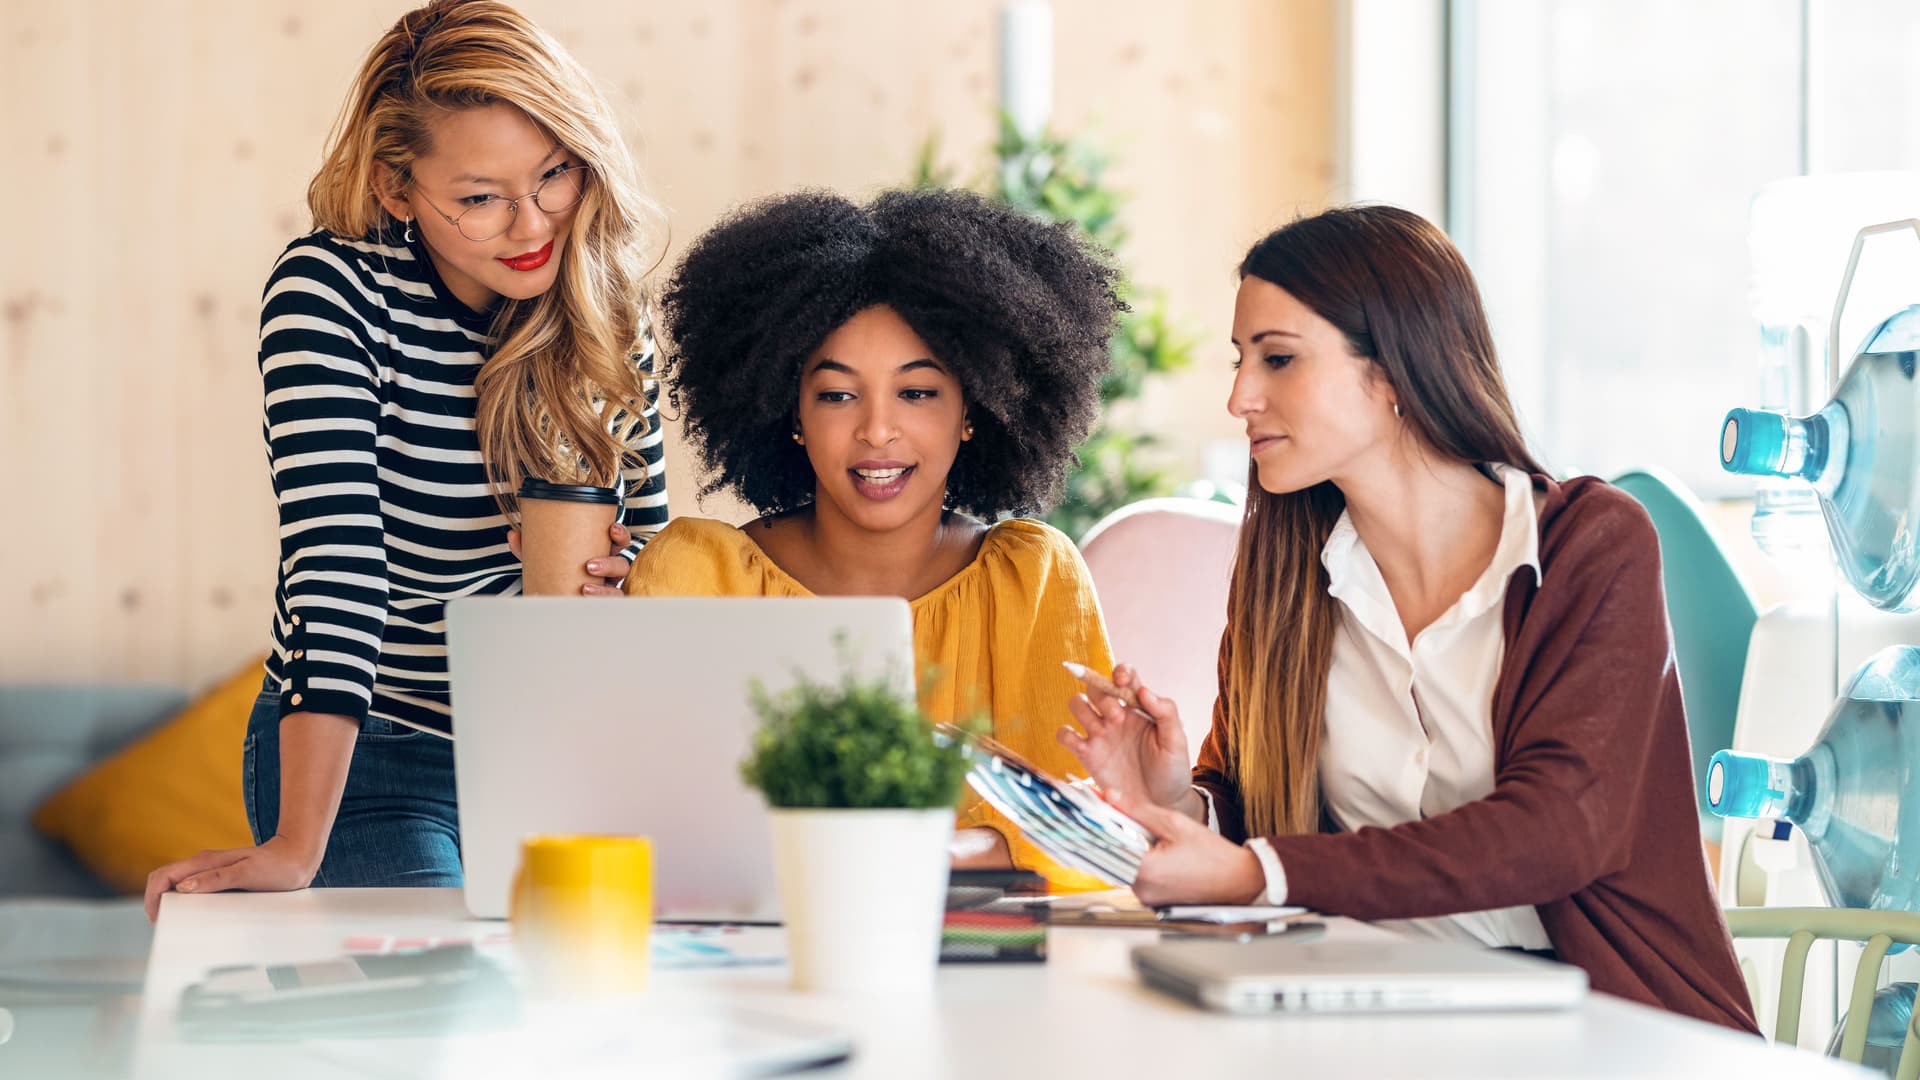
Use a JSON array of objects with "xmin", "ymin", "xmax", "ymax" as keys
[{"xmin": 1194, "ymin": 474, "xmax": 1759, "ymax": 1034}]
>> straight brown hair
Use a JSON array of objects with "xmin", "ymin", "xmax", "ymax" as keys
[{"xmin": 1223, "ymin": 205, "xmax": 1545, "ymax": 838}]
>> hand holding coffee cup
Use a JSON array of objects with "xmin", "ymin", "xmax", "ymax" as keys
[
  {"xmin": 515, "ymin": 477, "xmax": 624, "ymax": 596},
  {"xmin": 507, "ymin": 520, "xmax": 633, "ymax": 595}
]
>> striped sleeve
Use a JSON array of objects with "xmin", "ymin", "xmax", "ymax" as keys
[
  {"xmin": 616, "ymin": 338, "xmax": 669, "ymax": 562},
  {"xmin": 260, "ymin": 242, "xmax": 390, "ymax": 723}
]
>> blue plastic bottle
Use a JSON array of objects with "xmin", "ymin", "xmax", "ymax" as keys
[
  {"xmin": 1722, "ymin": 304, "xmax": 1920, "ymax": 611},
  {"xmin": 1827, "ymin": 982, "xmax": 1916, "ymax": 1077},
  {"xmin": 1708, "ymin": 646, "xmax": 1920, "ymax": 939}
]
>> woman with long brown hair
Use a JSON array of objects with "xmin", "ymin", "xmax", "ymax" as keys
[
  {"xmin": 1061, "ymin": 205, "xmax": 1757, "ymax": 1032},
  {"xmin": 143, "ymin": 0, "xmax": 664, "ymax": 915}
]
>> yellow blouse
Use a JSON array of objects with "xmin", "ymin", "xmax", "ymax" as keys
[{"xmin": 625, "ymin": 516, "xmax": 1115, "ymax": 890}]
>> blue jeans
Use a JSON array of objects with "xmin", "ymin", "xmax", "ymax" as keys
[{"xmin": 243, "ymin": 678, "xmax": 464, "ymax": 887}]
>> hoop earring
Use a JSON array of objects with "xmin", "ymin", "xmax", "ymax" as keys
[
  {"xmin": 1392, "ymin": 402, "xmax": 1402, "ymax": 419},
  {"xmin": 404, "ymin": 217, "xmax": 415, "ymax": 244}
]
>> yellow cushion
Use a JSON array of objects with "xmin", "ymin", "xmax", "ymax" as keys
[{"xmin": 32, "ymin": 657, "xmax": 264, "ymax": 894}]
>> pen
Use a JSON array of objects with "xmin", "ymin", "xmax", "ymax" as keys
[{"xmin": 1063, "ymin": 660, "xmax": 1142, "ymax": 711}]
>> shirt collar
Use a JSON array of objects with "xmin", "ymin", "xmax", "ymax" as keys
[
  {"xmin": 1322, "ymin": 463, "xmax": 1542, "ymax": 626},
  {"xmin": 1470, "ymin": 463, "xmax": 1543, "ymax": 606}
]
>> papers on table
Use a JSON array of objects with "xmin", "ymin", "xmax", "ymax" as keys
[{"xmin": 338, "ymin": 927, "xmax": 783, "ymax": 971}]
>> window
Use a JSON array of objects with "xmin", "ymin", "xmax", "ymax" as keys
[{"xmin": 1449, "ymin": 0, "xmax": 1920, "ymax": 498}]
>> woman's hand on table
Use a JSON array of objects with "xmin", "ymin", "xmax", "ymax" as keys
[
  {"xmin": 1116, "ymin": 794, "xmax": 1268, "ymax": 908},
  {"xmin": 143, "ymin": 833, "xmax": 325, "ymax": 923}
]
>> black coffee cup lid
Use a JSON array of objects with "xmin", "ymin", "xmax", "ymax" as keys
[{"xmin": 518, "ymin": 477, "xmax": 622, "ymax": 505}]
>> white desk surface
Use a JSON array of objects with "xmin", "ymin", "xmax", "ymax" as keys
[{"xmin": 132, "ymin": 888, "xmax": 1864, "ymax": 1080}]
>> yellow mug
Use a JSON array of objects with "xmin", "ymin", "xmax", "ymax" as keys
[{"xmin": 510, "ymin": 834, "xmax": 653, "ymax": 998}]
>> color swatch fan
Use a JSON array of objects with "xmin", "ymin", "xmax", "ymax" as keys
[{"xmin": 940, "ymin": 727, "xmax": 1151, "ymax": 886}]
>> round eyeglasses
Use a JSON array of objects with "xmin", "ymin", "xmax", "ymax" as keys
[{"xmin": 414, "ymin": 164, "xmax": 590, "ymax": 242}]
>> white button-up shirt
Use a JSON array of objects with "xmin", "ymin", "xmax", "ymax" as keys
[{"xmin": 1212, "ymin": 464, "xmax": 1552, "ymax": 949}]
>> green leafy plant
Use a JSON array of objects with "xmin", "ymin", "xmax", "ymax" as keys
[
  {"xmin": 740, "ymin": 668, "xmax": 971, "ymax": 810},
  {"xmin": 914, "ymin": 114, "xmax": 1201, "ymax": 540}
]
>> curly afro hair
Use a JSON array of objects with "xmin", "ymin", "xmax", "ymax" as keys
[{"xmin": 657, "ymin": 187, "xmax": 1126, "ymax": 518}]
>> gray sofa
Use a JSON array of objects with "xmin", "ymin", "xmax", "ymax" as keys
[
  {"xmin": 0, "ymin": 684, "xmax": 181, "ymax": 1076},
  {"xmin": 0, "ymin": 683, "xmax": 188, "ymax": 899}
]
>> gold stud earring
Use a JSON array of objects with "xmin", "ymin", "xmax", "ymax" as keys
[
  {"xmin": 963, "ymin": 422, "xmax": 975, "ymax": 440},
  {"xmin": 791, "ymin": 429, "xmax": 803, "ymax": 445}
]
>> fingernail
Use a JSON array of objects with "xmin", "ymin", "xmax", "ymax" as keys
[{"xmin": 179, "ymin": 880, "xmax": 196, "ymax": 893}]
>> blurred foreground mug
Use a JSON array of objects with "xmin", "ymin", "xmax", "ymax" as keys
[{"xmin": 510, "ymin": 834, "xmax": 652, "ymax": 998}]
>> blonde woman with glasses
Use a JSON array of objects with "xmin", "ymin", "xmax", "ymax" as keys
[{"xmin": 144, "ymin": 0, "xmax": 665, "ymax": 917}]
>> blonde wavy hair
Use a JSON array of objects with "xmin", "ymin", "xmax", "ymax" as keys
[{"xmin": 307, "ymin": 0, "xmax": 658, "ymax": 515}]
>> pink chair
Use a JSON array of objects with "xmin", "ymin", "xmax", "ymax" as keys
[{"xmin": 1077, "ymin": 498, "xmax": 1243, "ymax": 763}]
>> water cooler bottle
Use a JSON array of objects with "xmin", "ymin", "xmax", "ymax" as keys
[{"xmin": 1717, "ymin": 208, "xmax": 1920, "ymax": 1055}]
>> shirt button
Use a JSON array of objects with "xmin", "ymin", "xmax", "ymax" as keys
[
  {"xmin": 292, "ymin": 650, "xmax": 305, "ymax": 660},
  {"xmin": 291, "ymin": 615, "xmax": 302, "ymax": 627},
  {"xmin": 289, "ymin": 693, "xmax": 304, "ymax": 707}
]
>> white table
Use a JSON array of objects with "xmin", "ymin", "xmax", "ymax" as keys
[{"xmin": 129, "ymin": 888, "xmax": 1865, "ymax": 1079}]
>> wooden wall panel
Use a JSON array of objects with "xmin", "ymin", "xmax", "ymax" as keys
[{"xmin": 0, "ymin": 0, "xmax": 1334, "ymax": 688}]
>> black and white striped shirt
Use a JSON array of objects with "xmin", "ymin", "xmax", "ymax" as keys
[{"xmin": 259, "ymin": 224, "xmax": 667, "ymax": 738}]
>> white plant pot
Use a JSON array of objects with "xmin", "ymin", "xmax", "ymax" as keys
[{"xmin": 768, "ymin": 808, "xmax": 954, "ymax": 993}]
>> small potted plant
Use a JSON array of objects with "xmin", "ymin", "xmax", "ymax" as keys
[{"xmin": 740, "ymin": 668, "xmax": 969, "ymax": 993}]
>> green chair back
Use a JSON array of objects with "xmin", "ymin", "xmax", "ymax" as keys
[
  {"xmin": 1724, "ymin": 906, "xmax": 1920, "ymax": 1074},
  {"xmin": 1611, "ymin": 467, "xmax": 1760, "ymax": 843}
]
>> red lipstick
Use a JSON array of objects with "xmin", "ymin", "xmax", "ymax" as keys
[{"xmin": 497, "ymin": 241, "xmax": 553, "ymax": 272}]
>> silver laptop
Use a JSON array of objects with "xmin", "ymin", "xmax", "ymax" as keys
[
  {"xmin": 446, "ymin": 596, "xmax": 916, "ymax": 921},
  {"xmin": 1132, "ymin": 937, "xmax": 1588, "ymax": 1015}
]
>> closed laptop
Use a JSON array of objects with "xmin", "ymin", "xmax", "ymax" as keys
[{"xmin": 1133, "ymin": 936, "xmax": 1588, "ymax": 1016}]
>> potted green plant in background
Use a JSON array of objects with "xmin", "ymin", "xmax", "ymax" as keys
[
  {"xmin": 741, "ymin": 668, "xmax": 970, "ymax": 993},
  {"xmin": 914, "ymin": 115, "xmax": 1203, "ymax": 540}
]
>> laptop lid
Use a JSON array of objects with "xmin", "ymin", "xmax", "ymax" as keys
[
  {"xmin": 1132, "ymin": 937, "xmax": 1588, "ymax": 1015},
  {"xmin": 446, "ymin": 596, "xmax": 916, "ymax": 921}
]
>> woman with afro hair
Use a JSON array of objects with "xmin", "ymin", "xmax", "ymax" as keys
[{"xmin": 624, "ymin": 187, "xmax": 1125, "ymax": 886}]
